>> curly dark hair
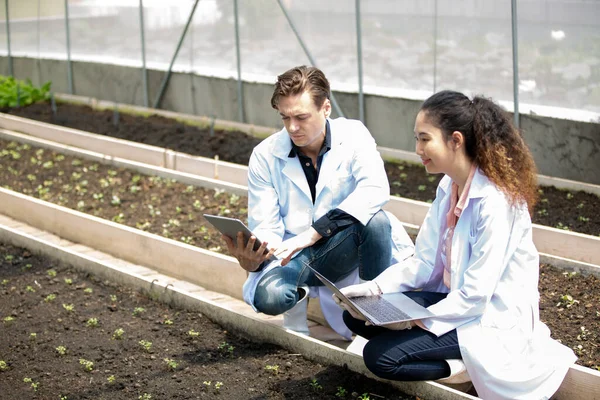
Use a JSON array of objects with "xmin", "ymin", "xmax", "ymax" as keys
[
  {"xmin": 270, "ymin": 65, "xmax": 330, "ymax": 110},
  {"xmin": 420, "ymin": 90, "xmax": 538, "ymax": 213}
]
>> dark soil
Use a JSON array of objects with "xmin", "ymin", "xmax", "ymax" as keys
[
  {"xmin": 1, "ymin": 139, "xmax": 599, "ymax": 373},
  {"xmin": 5, "ymin": 102, "xmax": 600, "ymax": 237},
  {"xmin": 0, "ymin": 242, "xmax": 416, "ymax": 400}
]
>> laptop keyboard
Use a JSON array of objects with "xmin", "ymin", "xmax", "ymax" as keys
[{"xmin": 353, "ymin": 295, "xmax": 412, "ymax": 323}]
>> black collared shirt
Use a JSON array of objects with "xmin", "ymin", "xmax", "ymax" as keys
[{"xmin": 288, "ymin": 121, "xmax": 358, "ymax": 239}]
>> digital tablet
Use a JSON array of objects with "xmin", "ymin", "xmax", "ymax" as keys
[{"xmin": 203, "ymin": 214, "xmax": 275, "ymax": 257}]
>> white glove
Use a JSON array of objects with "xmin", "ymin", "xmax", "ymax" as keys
[
  {"xmin": 332, "ymin": 281, "xmax": 382, "ymax": 322},
  {"xmin": 340, "ymin": 281, "xmax": 381, "ymax": 298}
]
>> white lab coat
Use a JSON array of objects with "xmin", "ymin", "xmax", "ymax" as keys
[
  {"xmin": 242, "ymin": 117, "xmax": 415, "ymax": 337},
  {"xmin": 373, "ymin": 168, "xmax": 576, "ymax": 399}
]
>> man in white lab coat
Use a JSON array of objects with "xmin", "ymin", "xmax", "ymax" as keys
[{"xmin": 223, "ymin": 65, "xmax": 414, "ymax": 337}]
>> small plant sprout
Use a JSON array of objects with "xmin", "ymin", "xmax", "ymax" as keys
[
  {"xmin": 265, "ymin": 365, "xmax": 279, "ymax": 375},
  {"xmin": 25, "ymin": 285, "xmax": 35, "ymax": 292},
  {"xmin": 139, "ymin": 339, "xmax": 153, "ymax": 352},
  {"xmin": 139, "ymin": 393, "xmax": 152, "ymax": 400},
  {"xmin": 107, "ymin": 375, "xmax": 116, "ymax": 383},
  {"xmin": 218, "ymin": 341, "xmax": 234, "ymax": 356},
  {"xmin": 133, "ymin": 307, "xmax": 146, "ymax": 316},
  {"xmin": 23, "ymin": 377, "xmax": 39, "ymax": 392},
  {"xmin": 0, "ymin": 360, "xmax": 9, "ymax": 371},
  {"xmin": 163, "ymin": 319, "xmax": 173, "ymax": 325},
  {"xmin": 64, "ymin": 278, "xmax": 73, "ymax": 285},
  {"xmin": 163, "ymin": 358, "xmax": 178, "ymax": 371},
  {"xmin": 110, "ymin": 294, "xmax": 118, "ymax": 302},
  {"xmin": 62, "ymin": 303, "xmax": 75, "ymax": 312},
  {"xmin": 29, "ymin": 332, "xmax": 37, "ymax": 341},
  {"xmin": 79, "ymin": 358, "xmax": 94, "ymax": 372},
  {"xmin": 418, "ymin": 184, "xmax": 427, "ymax": 191},
  {"xmin": 3, "ymin": 316, "xmax": 15, "ymax": 324},
  {"xmin": 188, "ymin": 329, "xmax": 200, "ymax": 337},
  {"xmin": 86, "ymin": 318, "xmax": 99, "ymax": 328},
  {"xmin": 83, "ymin": 288, "xmax": 93, "ymax": 294},
  {"xmin": 113, "ymin": 328, "xmax": 125, "ymax": 340},
  {"xmin": 215, "ymin": 381, "xmax": 224, "ymax": 391},
  {"xmin": 358, "ymin": 393, "xmax": 371, "ymax": 400},
  {"xmin": 309, "ymin": 378, "xmax": 323, "ymax": 391},
  {"xmin": 336, "ymin": 386, "xmax": 348, "ymax": 398},
  {"xmin": 47, "ymin": 269, "xmax": 57, "ymax": 277},
  {"xmin": 578, "ymin": 326, "xmax": 588, "ymax": 341},
  {"xmin": 1, "ymin": 279, "xmax": 8, "ymax": 285},
  {"xmin": 203, "ymin": 381, "xmax": 212, "ymax": 387},
  {"xmin": 45, "ymin": 293, "xmax": 56, "ymax": 302},
  {"xmin": 557, "ymin": 294, "xmax": 579, "ymax": 308},
  {"xmin": 56, "ymin": 346, "xmax": 67, "ymax": 356}
]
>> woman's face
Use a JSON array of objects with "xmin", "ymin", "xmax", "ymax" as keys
[{"xmin": 413, "ymin": 110, "xmax": 457, "ymax": 175}]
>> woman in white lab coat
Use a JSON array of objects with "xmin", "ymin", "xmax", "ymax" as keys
[{"xmin": 336, "ymin": 90, "xmax": 576, "ymax": 399}]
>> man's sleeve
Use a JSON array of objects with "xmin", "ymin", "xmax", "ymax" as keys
[{"xmin": 312, "ymin": 209, "xmax": 359, "ymax": 238}]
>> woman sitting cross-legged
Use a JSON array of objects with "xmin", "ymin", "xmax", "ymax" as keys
[{"xmin": 334, "ymin": 90, "xmax": 576, "ymax": 400}]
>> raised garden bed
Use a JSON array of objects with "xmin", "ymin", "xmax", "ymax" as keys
[
  {"xmin": 0, "ymin": 138, "xmax": 598, "ymax": 371},
  {"xmin": 0, "ymin": 241, "xmax": 417, "ymax": 399},
  {"xmin": 4, "ymin": 102, "xmax": 599, "ymax": 237}
]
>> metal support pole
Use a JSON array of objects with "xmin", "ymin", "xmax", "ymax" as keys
[
  {"xmin": 233, "ymin": 0, "xmax": 245, "ymax": 122},
  {"xmin": 276, "ymin": 0, "xmax": 345, "ymax": 118},
  {"xmin": 153, "ymin": 0, "xmax": 200, "ymax": 109},
  {"xmin": 433, "ymin": 0, "xmax": 438, "ymax": 93},
  {"xmin": 355, "ymin": 0, "xmax": 364, "ymax": 123},
  {"xmin": 5, "ymin": 0, "xmax": 13, "ymax": 77},
  {"xmin": 139, "ymin": 0, "xmax": 149, "ymax": 107},
  {"xmin": 64, "ymin": 0, "xmax": 73, "ymax": 94},
  {"xmin": 511, "ymin": 0, "xmax": 520, "ymax": 128}
]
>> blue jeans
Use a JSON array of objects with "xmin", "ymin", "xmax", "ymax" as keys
[
  {"xmin": 253, "ymin": 210, "xmax": 392, "ymax": 315},
  {"xmin": 343, "ymin": 291, "xmax": 461, "ymax": 381}
]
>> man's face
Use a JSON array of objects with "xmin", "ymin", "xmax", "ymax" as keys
[{"xmin": 277, "ymin": 90, "xmax": 331, "ymax": 149}]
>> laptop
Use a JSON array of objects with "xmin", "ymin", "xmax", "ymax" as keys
[
  {"xmin": 307, "ymin": 265, "xmax": 435, "ymax": 326},
  {"xmin": 203, "ymin": 214, "xmax": 278, "ymax": 260}
]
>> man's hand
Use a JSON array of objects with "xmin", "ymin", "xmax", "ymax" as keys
[
  {"xmin": 274, "ymin": 227, "xmax": 322, "ymax": 266},
  {"xmin": 222, "ymin": 232, "xmax": 276, "ymax": 272}
]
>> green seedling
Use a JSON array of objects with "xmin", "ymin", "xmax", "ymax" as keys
[
  {"xmin": 86, "ymin": 318, "xmax": 99, "ymax": 328},
  {"xmin": 203, "ymin": 381, "xmax": 212, "ymax": 387},
  {"xmin": 163, "ymin": 358, "xmax": 178, "ymax": 371},
  {"xmin": 83, "ymin": 288, "xmax": 93, "ymax": 294},
  {"xmin": 29, "ymin": 332, "xmax": 37, "ymax": 341},
  {"xmin": 79, "ymin": 358, "xmax": 94, "ymax": 372},
  {"xmin": 44, "ymin": 294, "xmax": 57, "ymax": 302},
  {"xmin": 25, "ymin": 285, "xmax": 35, "ymax": 292},
  {"xmin": 132, "ymin": 307, "xmax": 146, "ymax": 316},
  {"xmin": 418, "ymin": 185, "xmax": 427, "ymax": 191},
  {"xmin": 0, "ymin": 360, "xmax": 9, "ymax": 371},
  {"xmin": 215, "ymin": 381, "xmax": 224, "ymax": 391},
  {"xmin": 110, "ymin": 294, "xmax": 118, "ymax": 302},
  {"xmin": 3, "ymin": 316, "xmax": 15, "ymax": 323},
  {"xmin": 113, "ymin": 328, "xmax": 125, "ymax": 340},
  {"xmin": 163, "ymin": 319, "xmax": 173, "ymax": 325},
  {"xmin": 139, "ymin": 340, "xmax": 152, "ymax": 352},
  {"xmin": 4, "ymin": 255, "xmax": 13, "ymax": 262},
  {"xmin": 218, "ymin": 341, "xmax": 234, "ymax": 357},
  {"xmin": 107, "ymin": 375, "xmax": 116, "ymax": 383},
  {"xmin": 62, "ymin": 303, "xmax": 75, "ymax": 312},
  {"xmin": 47, "ymin": 269, "xmax": 57, "ymax": 277},
  {"xmin": 264, "ymin": 365, "xmax": 279, "ymax": 375},
  {"xmin": 139, "ymin": 394, "xmax": 152, "ymax": 400},
  {"xmin": 358, "ymin": 394, "xmax": 371, "ymax": 400},
  {"xmin": 188, "ymin": 330, "xmax": 200, "ymax": 337},
  {"xmin": 578, "ymin": 216, "xmax": 590, "ymax": 222},
  {"xmin": 1, "ymin": 279, "xmax": 8, "ymax": 285},
  {"xmin": 557, "ymin": 294, "xmax": 579, "ymax": 308},
  {"xmin": 335, "ymin": 386, "xmax": 348, "ymax": 398},
  {"xmin": 112, "ymin": 213, "xmax": 125, "ymax": 223},
  {"xmin": 56, "ymin": 346, "xmax": 67, "ymax": 356},
  {"xmin": 64, "ymin": 278, "xmax": 73, "ymax": 285},
  {"xmin": 309, "ymin": 378, "xmax": 323, "ymax": 391},
  {"xmin": 23, "ymin": 377, "xmax": 39, "ymax": 392}
]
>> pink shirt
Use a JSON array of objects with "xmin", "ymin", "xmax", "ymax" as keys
[{"xmin": 441, "ymin": 164, "xmax": 477, "ymax": 288}]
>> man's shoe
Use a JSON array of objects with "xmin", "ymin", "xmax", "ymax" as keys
[{"xmin": 282, "ymin": 286, "xmax": 310, "ymax": 335}]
